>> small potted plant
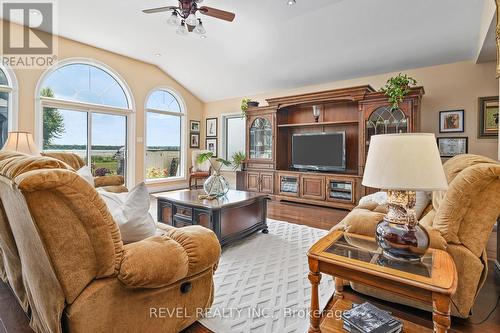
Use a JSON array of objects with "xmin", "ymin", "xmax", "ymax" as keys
[
  {"xmin": 380, "ymin": 73, "xmax": 417, "ymax": 110},
  {"xmin": 231, "ymin": 151, "xmax": 246, "ymax": 171},
  {"xmin": 241, "ymin": 98, "xmax": 259, "ymax": 118}
]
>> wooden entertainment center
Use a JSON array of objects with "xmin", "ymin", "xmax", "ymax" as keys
[{"xmin": 236, "ymin": 85, "xmax": 424, "ymax": 210}]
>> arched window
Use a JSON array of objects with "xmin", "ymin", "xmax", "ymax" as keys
[
  {"xmin": 0, "ymin": 66, "xmax": 15, "ymax": 148},
  {"xmin": 38, "ymin": 61, "xmax": 133, "ymax": 182},
  {"xmin": 145, "ymin": 89, "xmax": 185, "ymax": 181}
]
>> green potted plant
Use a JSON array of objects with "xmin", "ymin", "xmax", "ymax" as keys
[
  {"xmin": 231, "ymin": 151, "xmax": 246, "ymax": 171},
  {"xmin": 241, "ymin": 98, "xmax": 259, "ymax": 118},
  {"xmin": 380, "ymin": 73, "xmax": 417, "ymax": 110}
]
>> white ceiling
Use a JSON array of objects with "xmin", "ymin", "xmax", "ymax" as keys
[{"xmin": 6, "ymin": 0, "xmax": 488, "ymax": 101}]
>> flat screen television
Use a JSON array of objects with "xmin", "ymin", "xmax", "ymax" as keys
[{"xmin": 292, "ymin": 132, "xmax": 346, "ymax": 172}]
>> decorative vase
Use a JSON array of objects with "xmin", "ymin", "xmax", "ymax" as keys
[{"xmin": 203, "ymin": 173, "xmax": 230, "ymax": 198}]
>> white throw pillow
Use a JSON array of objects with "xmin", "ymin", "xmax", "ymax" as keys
[
  {"xmin": 99, "ymin": 182, "xmax": 156, "ymax": 243},
  {"xmin": 359, "ymin": 191, "xmax": 431, "ymax": 219},
  {"xmin": 77, "ymin": 166, "xmax": 95, "ymax": 187}
]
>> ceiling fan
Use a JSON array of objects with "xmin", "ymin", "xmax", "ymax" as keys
[{"xmin": 143, "ymin": 0, "xmax": 235, "ymax": 37}]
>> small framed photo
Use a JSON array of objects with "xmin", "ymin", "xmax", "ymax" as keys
[
  {"xmin": 439, "ymin": 110, "xmax": 464, "ymax": 133},
  {"xmin": 206, "ymin": 118, "xmax": 218, "ymax": 137},
  {"xmin": 478, "ymin": 96, "xmax": 499, "ymax": 138},
  {"xmin": 437, "ymin": 137, "xmax": 468, "ymax": 158},
  {"xmin": 206, "ymin": 138, "xmax": 217, "ymax": 157},
  {"xmin": 190, "ymin": 120, "xmax": 200, "ymax": 133},
  {"xmin": 190, "ymin": 133, "xmax": 200, "ymax": 148}
]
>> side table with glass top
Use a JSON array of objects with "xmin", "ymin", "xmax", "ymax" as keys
[{"xmin": 307, "ymin": 231, "xmax": 457, "ymax": 333}]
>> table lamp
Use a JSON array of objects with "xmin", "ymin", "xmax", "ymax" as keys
[
  {"xmin": 1, "ymin": 132, "xmax": 40, "ymax": 156},
  {"xmin": 362, "ymin": 133, "xmax": 448, "ymax": 261}
]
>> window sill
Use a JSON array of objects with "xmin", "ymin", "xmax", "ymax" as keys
[{"xmin": 145, "ymin": 176, "xmax": 186, "ymax": 185}]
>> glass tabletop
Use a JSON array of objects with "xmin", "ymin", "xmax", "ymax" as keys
[{"xmin": 325, "ymin": 234, "xmax": 433, "ymax": 278}]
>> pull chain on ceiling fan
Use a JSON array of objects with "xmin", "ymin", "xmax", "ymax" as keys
[{"xmin": 143, "ymin": 0, "xmax": 236, "ymax": 38}]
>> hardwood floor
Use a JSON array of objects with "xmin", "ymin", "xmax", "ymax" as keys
[{"xmin": 0, "ymin": 200, "xmax": 497, "ymax": 333}]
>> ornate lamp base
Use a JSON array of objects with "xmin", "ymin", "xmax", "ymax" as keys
[
  {"xmin": 375, "ymin": 190, "xmax": 430, "ymax": 262},
  {"xmin": 376, "ymin": 220, "xmax": 429, "ymax": 262}
]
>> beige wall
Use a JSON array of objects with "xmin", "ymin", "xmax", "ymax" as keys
[
  {"xmin": 4, "ymin": 21, "xmax": 204, "ymax": 188},
  {"xmin": 204, "ymin": 60, "xmax": 499, "ymax": 160}
]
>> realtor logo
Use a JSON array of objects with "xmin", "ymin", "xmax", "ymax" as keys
[{"xmin": 1, "ymin": 1, "xmax": 57, "ymax": 68}]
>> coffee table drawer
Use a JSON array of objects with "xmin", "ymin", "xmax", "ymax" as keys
[
  {"xmin": 173, "ymin": 215, "xmax": 194, "ymax": 228},
  {"xmin": 174, "ymin": 205, "xmax": 193, "ymax": 219}
]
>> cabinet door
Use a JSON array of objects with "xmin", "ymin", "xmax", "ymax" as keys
[
  {"xmin": 158, "ymin": 201, "xmax": 173, "ymax": 225},
  {"xmin": 277, "ymin": 172, "xmax": 299, "ymax": 197},
  {"xmin": 247, "ymin": 114, "xmax": 274, "ymax": 162},
  {"xmin": 260, "ymin": 172, "xmax": 274, "ymax": 194},
  {"xmin": 246, "ymin": 172, "xmax": 260, "ymax": 192},
  {"xmin": 300, "ymin": 175, "xmax": 325, "ymax": 200}
]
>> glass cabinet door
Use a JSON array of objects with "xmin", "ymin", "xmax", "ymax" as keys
[
  {"xmin": 366, "ymin": 106, "xmax": 408, "ymax": 148},
  {"xmin": 249, "ymin": 117, "xmax": 273, "ymax": 160}
]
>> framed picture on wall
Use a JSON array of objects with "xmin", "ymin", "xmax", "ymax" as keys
[
  {"xmin": 437, "ymin": 137, "xmax": 468, "ymax": 158},
  {"xmin": 478, "ymin": 96, "xmax": 499, "ymax": 138},
  {"xmin": 439, "ymin": 110, "xmax": 464, "ymax": 133},
  {"xmin": 206, "ymin": 118, "xmax": 218, "ymax": 137},
  {"xmin": 206, "ymin": 138, "xmax": 218, "ymax": 157},
  {"xmin": 190, "ymin": 133, "xmax": 200, "ymax": 148},
  {"xmin": 190, "ymin": 120, "xmax": 200, "ymax": 133}
]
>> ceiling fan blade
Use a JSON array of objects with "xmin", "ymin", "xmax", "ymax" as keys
[
  {"xmin": 199, "ymin": 6, "xmax": 235, "ymax": 22},
  {"xmin": 143, "ymin": 6, "xmax": 178, "ymax": 14}
]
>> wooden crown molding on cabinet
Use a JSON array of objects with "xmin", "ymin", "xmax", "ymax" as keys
[{"xmin": 265, "ymin": 85, "xmax": 376, "ymax": 109}]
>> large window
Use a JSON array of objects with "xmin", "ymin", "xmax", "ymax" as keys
[
  {"xmin": 39, "ymin": 62, "xmax": 132, "ymax": 181},
  {"xmin": 145, "ymin": 89, "xmax": 185, "ymax": 181},
  {"xmin": 222, "ymin": 114, "xmax": 246, "ymax": 161},
  {"xmin": 0, "ymin": 68, "xmax": 12, "ymax": 148}
]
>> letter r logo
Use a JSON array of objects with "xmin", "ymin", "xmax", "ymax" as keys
[{"xmin": 2, "ymin": 2, "xmax": 53, "ymax": 54}]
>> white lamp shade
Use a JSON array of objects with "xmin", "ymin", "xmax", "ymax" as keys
[
  {"xmin": 2, "ymin": 132, "xmax": 40, "ymax": 156},
  {"xmin": 362, "ymin": 133, "xmax": 448, "ymax": 191}
]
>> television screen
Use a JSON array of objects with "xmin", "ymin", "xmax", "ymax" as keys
[{"xmin": 292, "ymin": 132, "xmax": 345, "ymax": 171}]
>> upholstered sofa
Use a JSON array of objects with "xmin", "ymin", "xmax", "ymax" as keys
[
  {"xmin": 332, "ymin": 154, "xmax": 500, "ymax": 318},
  {"xmin": 41, "ymin": 152, "xmax": 128, "ymax": 193},
  {"xmin": 0, "ymin": 151, "xmax": 221, "ymax": 333}
]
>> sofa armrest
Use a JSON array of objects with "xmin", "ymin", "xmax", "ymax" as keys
[
  {"xmin": 161, "ymin": 225, "xmax": 221, "ymax": 276},
  {"xmin": 118, "ymin": 226, "xmax": 221, "ymax": 288},
  {"xmin": 118, "ymin": 236, "xmax": 189, "ymax": 288},
  {"xmin": 94, "ymin": 175, "xmax": 124, "ymax": 188}
]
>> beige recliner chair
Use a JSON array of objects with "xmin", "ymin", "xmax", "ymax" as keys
[
  {"xmin": 333, "ymin": 154, "xmax": 500, "ymax": 318},
  {"xmin": 0, "ymin": 151, "xmax": 221, "ymax": 333}
]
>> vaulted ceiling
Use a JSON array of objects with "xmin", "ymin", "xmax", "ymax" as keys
[{"xmin": 4, "ymin": 0, "xmax": 489, "ymax": 101}]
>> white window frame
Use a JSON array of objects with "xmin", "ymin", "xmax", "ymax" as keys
[
  {"xmin": 144, "ymin": 87, "xmax": 187, "ymax": 184},
  {"xmin": 0, "ymin": 63, "xmax": 19, "ymax": 133},
  {"xmin": 220, "ymin": 112, "xmax": 246, "ymax": 170},
  {"xmin": 34, "ymin": 58, "xmax": 135, "ymax": 186}
]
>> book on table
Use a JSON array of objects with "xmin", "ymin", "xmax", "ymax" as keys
[{"xmin": 341, "ymin": 302, "xmax": 403, "ymax": 333}]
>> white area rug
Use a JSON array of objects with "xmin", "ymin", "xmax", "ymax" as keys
[{"xmin": 199, "ymin": 219, "xmax": 333, "ymax": 333}]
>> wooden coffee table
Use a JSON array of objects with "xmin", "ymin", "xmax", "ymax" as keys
[
  {"xmin": 155, "ymin": 189, "xmax": 268, "ymax": 246},
  {"xmin": 307, "ymin": 231, "xmax": 457, "ymax": 333}
]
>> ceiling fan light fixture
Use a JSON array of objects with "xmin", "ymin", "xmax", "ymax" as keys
[
  {"xmin": 287, "ymin": 0, "xmax": 296, "ymax": 5},
  {"xmin": 176, "ymin": 20, "xmax": 189, "ymax": 36},
  {"xmin": 193, "ymin": 19, "xmax": 206, "ymax": 35},
  {"xmin": 167, "ymin": 11, "xmax": 180, "ymax": 25},
  {"xmin": 186, "ymin": 13, "xmax": 198, "ymax": 26}
]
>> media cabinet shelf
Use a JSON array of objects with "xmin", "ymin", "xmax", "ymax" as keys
[
  {"xmin": 237, "ymin": 85, "xmax": 424, "ymax": 210},
  {"xmin": 277, "ymin": 120, "xmax": 359, "ymax": 128}
]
